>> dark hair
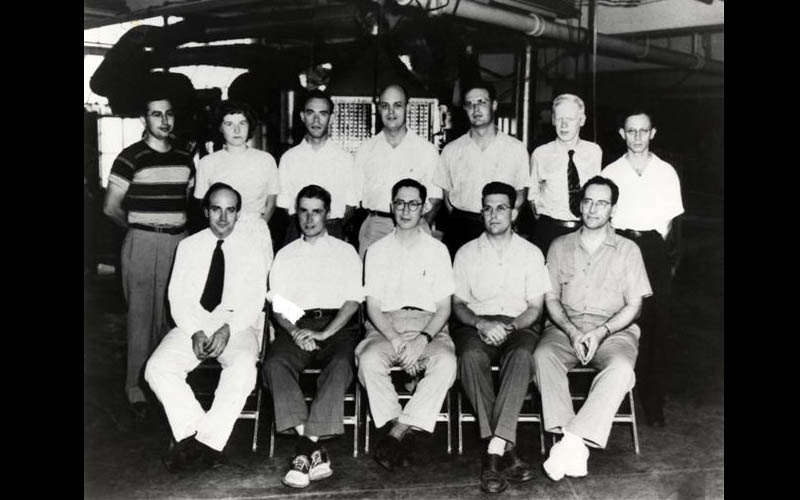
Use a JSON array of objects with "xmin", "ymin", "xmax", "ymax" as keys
[
  {"xmin": 462, "ymin": 81, "xmax": 496, "ymax": 102},
  {"xmin": 203, "ymin": 182, "xmax": 242, "ymax": 211},
  {"xmin": 213, "ymin": 100, "xmax": 258, "ymax": 140},
  {"xmin": 620, "ymin": 110, "xmax": 655, "ymax": 129},
  {"xmin": 296, "ymin": 184, "xmax": 331, "ymax": 213},
  {"xmin": 481, "ymin": 181, "xmax": 516, "ymax": 208},
  {"xmin": 378, "ymin": 83, "xmax": 409, "ymax": 103},
  {"xmin": 580, "ymin": 176, "xmax": 619, "ymax": 205},
  {"xmin": 391, "ymin": 178, "xmax": 427, "ymax": 204},
  {"xmin": 141, "ymin": 95, "xmax": 173, "ymax": 116},
  {"xmin": 301, "ymin": 90, "xmax": 334, "ymax": 113}
]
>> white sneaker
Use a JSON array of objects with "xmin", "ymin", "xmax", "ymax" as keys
[
  {"xmin": 543, "ymin": 436, "xmax": 589, "ymax": 481},
  {"xmin": 308, "ymin": 447, "xmax": 333, "ymax": 482},
  {"xmin": 282, "ymin": 454, "xmax": 311, "ymax": 488}
]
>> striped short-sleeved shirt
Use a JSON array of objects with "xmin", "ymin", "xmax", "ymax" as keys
[{"xmin": 107, "ymin": 141, "xmax": 194, "ymax": 227}]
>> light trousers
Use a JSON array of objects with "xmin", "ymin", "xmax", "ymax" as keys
[
  {"xmin": 355, "ymin": 309, "xmax": 456, "ymax": 433},
  {"xmin": 121, "ymin": 228, "xmax": 185, "ymax": 404},
  {"xmin": 532, "ymin": 323, "xmax": 638, "ymax": 449},
  {"xmin": 144, "ymin": 326, "xmax": 259, "ymax": 451}
]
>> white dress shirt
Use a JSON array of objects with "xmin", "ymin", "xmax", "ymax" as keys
[
  {"xmin": 277, "ymin": 138, "xmax": 359, "ymax": 219},
  {"xmin": 364, "ymin": 228, "xmax": 454, "ymax": 312},
  {"xmin": 602, "ymin": 152, "xmax": 684, "ymax": 238},
  {"xmin": 454, "ymin": 232, "xmax": 551, "ymax": 317},
  {"xmin": 354, "ymin": 129, "xmax": 442, "ymax": 212},
  {"xmin": 269, "ymin": 232, "xmax": 363, "ymax": 310},
  {"xmin": 528, "ymin": 139, "xmax": 602, "ymax": 221},
  {"xmin": 168, "ymin": 226, "xmax": 267, "ymax": 337},
  {"xmin": 434, "ymin": 130, "xmax": 529, "ymax": 213}
]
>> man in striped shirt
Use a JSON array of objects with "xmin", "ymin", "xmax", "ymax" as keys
[{"xmin": 103, "ymin": 94, "xmax": 194, "ymax": 422}]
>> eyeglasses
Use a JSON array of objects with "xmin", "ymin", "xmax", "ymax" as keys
[
  {"xmin": 392, "ymin": 199, "xmax": 423, "ymax": 212},
  {"xmin": 581, "ymin": 198, "xmax": 612, "ymax": 209},
  {"xmin": 480, "ymin": 204, "xmax": 511, "ymax": 215},
  {"xmin": 624, "ymin": 128, "xmax": 651, "ymax": 137},
  {"xmin": 463, "ymin": 98, "xmax": 491, "ymax": 111}
]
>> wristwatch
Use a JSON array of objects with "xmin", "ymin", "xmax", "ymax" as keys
[{"xmin": 420, "ymin": 331, "xmax": 433, "ymax": 343}]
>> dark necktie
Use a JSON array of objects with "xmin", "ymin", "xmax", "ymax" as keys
[
  {"xmin": 200, "ymin": 239, "xmax": 225, "ymax": 312},
  {"xmin": 567, "ymin": 149, "xmax": 581, "ymax": 218}
]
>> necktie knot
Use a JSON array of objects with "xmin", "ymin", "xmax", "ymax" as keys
[{"xmin": 568, "ymin": 149, "xmax": 575, "ymax": 158}]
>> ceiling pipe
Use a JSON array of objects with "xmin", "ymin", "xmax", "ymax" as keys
[{"xmin": 397, "ymin": 0, "xmax": 723, "ymax": 76}]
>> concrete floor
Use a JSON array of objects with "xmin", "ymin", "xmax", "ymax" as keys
[{"xmin": 84, "ymin": 204, "xmax": 723, "ymax": 500}]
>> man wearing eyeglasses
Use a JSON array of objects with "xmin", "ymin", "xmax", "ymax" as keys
[
  {"xmin": 601, "ymin": 111, "xmax": 684, "ymax": 428},
  {"xmin": 532, "ymin": 176, "xmax": 651, "ymax": 482},
  {"xmin": 354, "ymin": 84, "xmax": 442, "ymax": 259},
  {"xmin": 528, "ymin": 94, "xmax": 602, "ymax": 256},
  {"xmin": 434, "ymin": 81, "xmax": 530, "ymax": 258},
  {"xmin": 356, "ymin": 178, "xmax": 457, "ymax": 471},
  {"xmin": 451, "ymin": 182, "xmax": 550, "ymax": 493}
]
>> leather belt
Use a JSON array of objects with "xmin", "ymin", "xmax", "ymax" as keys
[
  {"xmin": 367, "ymin": 209, "xmax": 393, "ymax": 218},
  {"xmin": 616, "ymin": 228, "xmax": 658, "ymax": 239},
  {"xmin": 539, "ymin": 215, "xmax": 581, "ymax": 229},
  {"xmin": 129, "ymin": 223, "xmax": 185, "ymax": 235},
  {"xmin": 303, "ymin": 308, "xmax": 339, "ymax": 319}
]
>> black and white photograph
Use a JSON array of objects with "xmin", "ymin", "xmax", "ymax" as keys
[{"xmin": 84, "ymin": 1, "xmax": 723, "ymax": 498}]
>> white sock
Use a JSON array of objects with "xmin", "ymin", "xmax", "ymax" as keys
[
  {"xmin": 562, "ymin": 429, "xmax": 586, "ymax": 449},
  {"xmin": 308, "ymin": 435, "xmax": 319, "ymax": 442},
  {"xmin": 487, "ymin": 436, "xmax": 506, "ymax": 456}
]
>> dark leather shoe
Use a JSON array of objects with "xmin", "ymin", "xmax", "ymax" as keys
[
  {"xmin": 198, "ymin": 445, "xmax": 230, "ymax": 470},
  {"xmin": 503, "ymin": 447, "xmax": 535, "ymax": 483},
  {"xmin": 374, "ymin": 435, "xmax": 401, "ymax": 471},
  {"xmin": 162, "ymin": 436, "xmax": 202, "ymax": 473},
  {"xmin": 398, "ymin": 431, "xmax": 416, "ymax": 467},
  {"xmin": 480, "ymin": 453, "xmax": 508, "ymax": 494}
]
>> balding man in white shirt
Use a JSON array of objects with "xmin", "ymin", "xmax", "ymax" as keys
[
  {"xmin": 601, "ymin": 110, "xmax": 684, "ymax": 428},
  {"xmin": 264, "ymin": 184, "xmax": 363, "ymax": 489},
  {"xmin": 145, "ymin": 183, "xmax": 267, "ymax": 473},
  {"xmin": 354, "ymin": 84, "xmax": 442, "ymax": 259},
  {"xmin": 356, "ymin": 178, "xmax": 457, "ymax": 472}
]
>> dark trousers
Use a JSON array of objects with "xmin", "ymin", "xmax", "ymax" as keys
[
  {"xmin": 452, "ymin": 315, "xmax": 540, "ymax": 444},
  {"xmin": 263, "ymin": 313, "xmax": 359, "ymax": 437},
  {"xmin": 617, "ymin": 229, "xmax": 671, "ymax": 422},
  {"xmin": 532, "ymin": 216, "xmax": 580, "ymax": 258},
  {"xmin": 444, "ymin": 208, "xmax": 485, "ymax": 259},
  {"xmin": 283, "ymin": 215, "xmax": 345, "ymax": 246}
]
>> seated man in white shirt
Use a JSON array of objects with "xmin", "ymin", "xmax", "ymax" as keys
[
  {"xmin": 263, "ymin": 184, "xmax": 363, "ymax": 489},
  {"xmin": 144, "ymin": 182, "xmax": 268, "ymax": 473},
  {"xmin": 452, "ymin": 182, "xmax": 551, "ymax": 494},
  {"xmin": 356, "ymin": 178, "xmax": 457, "ymax": 471}
]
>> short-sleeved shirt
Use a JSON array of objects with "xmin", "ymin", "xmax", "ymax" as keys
[
  {"xmin": 454, "ymin": 232, "xmax": 552, "ymax": 317},
  {"xmin": 601, "ymin": 153, "xmax": 684, "ymax": 238},
  {"xmin": 107, "ymin": 141, "xmax": 194, "ymax": 227},
  {"xmin": 434, "ymin": 130, "xmax": 529, "ymax": 213},
  {"xmin": 354, "ymin": 129, "xmax": 442, "ymax": 212},
  {"xmin": 528, "ymin": 139, "xmax": 602, "ymax": 221},
  {"xmin": 194, "ymin": 147, "xmax": 279, "ymax": 215},
  {"xmin": 277, "ymin": 138, "xmax": 359, "ymax": 219},
  {"xmin": 364, "ymin": 228, "xmax": 454, "ymax": 313},
  {"xmin": 546, "ymin": 226, "xmax": 652, "ymax": 337},
  {"xmin": 269, "ymin": 232, "xmax": 363, "ymax": 310}
]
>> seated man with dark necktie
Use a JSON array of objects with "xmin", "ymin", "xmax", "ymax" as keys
[{"xmin": 145, "ymin": 182, "xmax": 268, "ymax": 472}]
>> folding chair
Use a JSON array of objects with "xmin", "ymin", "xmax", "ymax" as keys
[
  {"xmin": 456, "ymin": 365, "xmax": 546, "ymax": 455},
  {"xmin": 554, "ymin": 366, "xmax": 640, "ymax": 454},
  {"xmin": 186, "ymin": 301, "xmax": 270, "ymax": 452},
  {"xmin": 363, "ymin": 367, "xmax": 453, "ymax": 454},
  {"xmin": 266, "ymin": 304, "xmax": 363, "ymax": 458}
]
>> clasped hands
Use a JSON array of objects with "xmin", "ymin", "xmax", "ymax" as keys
[
  {"xmin": 192, "ymin": 324, "xmax": 231, "ymax": 360},
  {"xmin": 291, "ymin": 328, "xmax": 328, "ymax": 352},
  {"xmin": 569, "ymin": 326, "xmax": 606, "ymax": 365},
  {"xmin": 391, "ymin": 331, "xmax": 428, "ymax": 376},
  {"xmin": 476, "ymin": 319, "xmax": 514, "ymax": 346}
]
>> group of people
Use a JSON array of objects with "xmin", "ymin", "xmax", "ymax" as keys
[{"xmin": 101, "ymin": 79, "xmax": 683, "ymax": 493}]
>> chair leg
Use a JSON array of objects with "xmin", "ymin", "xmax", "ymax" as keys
[
  {"xmin": 446, "ymin": 390, "xmax": 452, "ymax": 455},
  {"xmin": 457, "ymin": 390, "xmax": 464, "ymax": 455},
  {"xmin": 252, "ymin": 386, "xmax": 263, "ymax": 452},
  {"xmin": 629, "ymin": 388, "xmax": 640, "ymax": 455},
  {"xmin": 353, "ymin": 382, "xmax": 361, "ymax": 458},
  {"xmin": 365, "ymin": 413, "xmax": 371, "ymax": 454}
]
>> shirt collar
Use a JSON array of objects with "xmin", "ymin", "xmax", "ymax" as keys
[{"xmin": 576, "ymin": 224, "xmax": 619, "ymax": 250}]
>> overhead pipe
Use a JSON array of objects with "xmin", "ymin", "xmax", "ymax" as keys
[{"xmin": 398, "ymin": 0, "xmax": 723, "ymax": 76}]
